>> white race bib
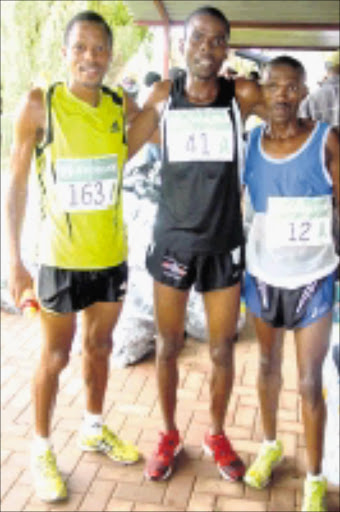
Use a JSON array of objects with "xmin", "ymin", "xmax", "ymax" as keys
[
  {"xmin": 55, "ymin": 155, "xmax": 118, "ymax": 212},
  {"xmin": 166, "ymin": 108, "xmax": 233, "ymax": 162},
  {"xmin": 266, "ymin": 196, "xmax": 332, "ymax": 249}
]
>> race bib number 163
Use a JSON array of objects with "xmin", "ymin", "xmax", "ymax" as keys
[
  {"xmin": 166, "ymin": 108, "xmax": 234, "ymax": 162},
  {"xmin": 55, "ymin": 155, "xmax": 118, "ymax": 212}
]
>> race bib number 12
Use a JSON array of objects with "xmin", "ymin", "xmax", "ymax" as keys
[
  {"xmin": 266, "ymin": 196, "xmax": 332, "ymax": 249},
  {"xmin": 55, "ymin": 155, "xmax": 118, "ymax": 212},
  {"xmin": 166, "ymin": 108, "xmax": 234, "ymax": 162}
]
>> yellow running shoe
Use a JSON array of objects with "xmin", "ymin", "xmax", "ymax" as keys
[
  {"xmin": 78, "ymin": 425, "xmax": 139, "ymax": 464},
  {"xmin": 244, "ymin": 440, "xmax": 283, "ymax": 489},
  {"xmin": 31, "ymin": 449, "xmax": 67, "ymax": 502},
  {"xmin": 301, "ymin": 477, "xmax": 327, "ymax": 512}
]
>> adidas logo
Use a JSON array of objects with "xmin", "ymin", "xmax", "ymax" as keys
[{"xmin": 110, "ymin": 121, "xmax": 119, "ymax": 133}]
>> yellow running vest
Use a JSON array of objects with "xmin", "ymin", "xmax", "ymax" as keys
[{"xmin": 35, "ymin": 83, "xmax": 128, "ymax": 269}]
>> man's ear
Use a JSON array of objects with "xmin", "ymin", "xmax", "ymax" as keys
[{"xmin": 301, "ymin": 84, "xmax": 309, "ymax": 100}]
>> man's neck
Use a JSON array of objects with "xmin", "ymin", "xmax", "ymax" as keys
[
  {"xmin": 265, "ymin": 119, "xmax": 304, "ymax": 141},
  {"xmin": 185, "ymin": 75, "xmax": 219, "ymax": 104},
  {"xmin": 67, "ymin": 82, "xmax": 101, "ymax": 107}
]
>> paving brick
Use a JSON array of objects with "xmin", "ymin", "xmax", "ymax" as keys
[
  {"xmin": 0, "ymin": 483, "xmax": 32, "ymax": 512},
  {"xmin": 163, "ymin": 474, "xmax": 195, "ymax": 509},
  {"xmin": 104, "ymin": 497, "xmax": 133, "ymax": 511},
  {"xmin": 269, "ymin": 487, "xmax": 296, "ymax": 511},
  {"xmin": 216, "ymin": 496, "xmax": 266, "ymax": 511},
  {"xmin": 68, "ymin": 461, "xmax": 99, "ymax": 494},
  {"xmin": 244, "ymin": 486, "xmax": 270, "ymax": 502},
  {"xmin": 113, "ymin": 482, "xmax": 165, "ymax": 504},
  {"xmin": 133, "ymin": 504, "xmax": 183, "ymax": 512},
  {"xmin": 1, "ymin": 464, "xmax": 24, "ymax": 499},
  {"xmin": 78, "ymin": 481, "xmax": 113, "ymax": 511},
  {"xmin": 194, "ymin": 477, "xmax": 244, "ymax": 497},
  {"xmin": 187, "ymin": 492, "xmax": 216, "ymax": 512},
  {"xmin": 49, "ymin": 493, "xmax": 83, "ymax": 511}
]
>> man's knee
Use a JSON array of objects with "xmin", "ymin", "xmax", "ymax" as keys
[
  {"xmin": 42, "ymin": 348, "xmax": 70, "ymax": 374},
  {"xmin": 83, "ymin": 333, "xmax": 113, "ymax": 359},
  {"xmin": 157, "ymin": 331, "xmax": 184, "ymax": 361},
  {"xmin": 258, "ymin": 353, "xmax": 282, "ymax": 379},
  {"xmin": 299, "ymin": 371, "xmax": 322, "ymax": 407},
  {"xmin": 209, "ymin": 339, "xmax": 234, "ymax": 368}
]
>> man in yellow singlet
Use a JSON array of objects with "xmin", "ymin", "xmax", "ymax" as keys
[{"xmin": 6, "ymin": 11, "xmax": 158, "ymax": 503}]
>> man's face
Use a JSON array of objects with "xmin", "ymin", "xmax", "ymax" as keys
[
  {"xmin": 63, "ymin": 21, "xmax": 112, "ymax": 89},
  {"xmin": 184, "ymin": 14, "xmax": 228, "ymax": 80},
  {"xmin": 262, "ymin": 64, "xmax": 307, "ymax": 123}
]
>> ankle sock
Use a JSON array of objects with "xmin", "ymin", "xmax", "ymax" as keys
[
  {"xmin": 306, "ymin": 472, "xmax": 324, "ymax": 482},
  {"xmin": 81, "ymin": 411, "xmax": 103, "ymax": 436},
  {"xmin": 263, "ymin": 439, "xmax": 279, "ymax": 448},
  {"xmin": 32, "ymin": 434, "xmax": 51, "ymax": 455}
]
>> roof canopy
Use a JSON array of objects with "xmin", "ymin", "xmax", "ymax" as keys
[{"xmin": 124, "ymin": 0, "xmax": 340, "ymax": 50}]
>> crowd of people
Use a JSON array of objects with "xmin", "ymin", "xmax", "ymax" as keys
[{"xmin": 5, "ymin": 5, "xmax": 339, "ymax": 512}]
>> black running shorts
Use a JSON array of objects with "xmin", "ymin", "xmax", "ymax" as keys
[
  {"xmin": 37, "ymin": 263, "xmax": 128, "ymax": 314},
  {"xmin": 146, "ymin": 244, "xmax": 244, "ymax": 292}
]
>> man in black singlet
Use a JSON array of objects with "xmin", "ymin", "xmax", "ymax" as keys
[{"xmin": 142, "ymin": 6, "xmax": 265, "ymax": 482}]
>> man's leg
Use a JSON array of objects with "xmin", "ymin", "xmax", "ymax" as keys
[
  {"xmin": 201, "ymin": 283, "xmax": 246, "ymax": 481},
  {"xmin": 244, "ymin": 316, "xmax": 285, "ymax": 489},
  {"xmin": 253, "ymin": 317, "xmax": 285, "ymax": 441},
  {"xmin": 153, "ymin": 282, "xmax": 189, "ymax": 432},
  {"xmin": 203, "ymin": 283, "xmax": 241, "ymax": 435},
  {"xmin": 294, "ymin": 313, "xmax": 332, "ymax": 475},
  {"xmin": 81, "ymin": 301, "xmax": 122, "ymax": 414},
  {"xmin": 31, "ymin": 309, "xmax": 75, "ymax": 502},
  {"xmin": 144, "ymin": 281, "xmax": 189, "ymax": 480},
  {"xmin": 79, "ymin": 301, "xmax": 139, "ymax": 464},
  {"xmin": 34, "ymin": 310, "xmax": 76, "ymax": 437}
]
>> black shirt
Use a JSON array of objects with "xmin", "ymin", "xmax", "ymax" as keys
[{"xmin": 153, "ymin": 74, "xmax": 244, "ymax": 254}]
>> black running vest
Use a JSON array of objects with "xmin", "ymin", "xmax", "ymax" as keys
[{"xmin": 153, "ymin": 74, "xmax": 244, "ymax": 253}]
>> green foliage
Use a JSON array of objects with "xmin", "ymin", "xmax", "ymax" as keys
[{"xmin": 0, "ymin": 0, "xmax": 150, "ymax": 167}]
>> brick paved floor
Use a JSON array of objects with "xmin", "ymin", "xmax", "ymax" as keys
[{"xmin": 1, "ymin": 310, "xmax": 339, "ymax": 512}]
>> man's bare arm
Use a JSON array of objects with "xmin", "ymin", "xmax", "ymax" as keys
[
  {"xmin": 326, "ymin": 127, "xmax": 340, "ymax": 209},
  {"xmin": 235, "ymin": 77, "xmax": 267, "ymax": 121},
  {"xmin": 6, "ymin": 88, "xmax": 45, "ymax": 305},
  {"xmin": 126, "ymin": 80, "xmax": 170, "ymax": 159}
]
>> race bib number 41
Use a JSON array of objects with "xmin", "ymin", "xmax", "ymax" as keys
[
  {"xmin": 55, "ymin": 155, "xmax": 118, "ymax": 212},
  {"xmin": 166, "ymin": 108, "xmax": 234, "ymax": 162},
  {"xmin": 266, "ymin": 196, "xmax": 332, "ymax": 249}
]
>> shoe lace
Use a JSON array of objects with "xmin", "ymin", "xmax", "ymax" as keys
[
  {"xmin": 211, "ymin": 434, "xmax": 235, "ymax": 464},
  {"xmin": 38, "ymin": 451, "xmax": 60, "ymax": 479},
  {"xmin": 251, "ymin": 444, "xmax": 278, "ymax": 474},
  {"xmin": 156, "ymin": 432, "xmax": 178, "ymax": 457}
]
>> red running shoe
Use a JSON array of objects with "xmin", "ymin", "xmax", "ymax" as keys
[
  {"xmin": 144, "ymin": 430, "xmax": 182, "ymax": 481},
  {"xmin": 203, "ymin": 431, "xmax": 245, "ymax": 481}
]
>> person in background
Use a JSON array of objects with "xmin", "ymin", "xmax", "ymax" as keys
[
  {"xmin": 243, "ymin": 55, "xmax": 339, "ymax": 512},
  {"xmin": 299, "ymin": 50, "xmax": 339, "ymax": 127},
  {"xmin": 5, "ymin": 10, "xmax": 158, "ymax": 503}
]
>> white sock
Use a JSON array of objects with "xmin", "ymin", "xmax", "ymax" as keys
[
  {"xmin": 82, "ymin": 411, "xmax": 103, "ymax": 436},
  {"xmin": 32, "ymin": 434, "xmax": 51, "ymax": 455},
  {"xmin": 307, "ymin": 472, "xmax": 324, "ymax": 482},
  {"xmin": 263, "ymin": 439, "xmax": 278, "ymax": 448}
]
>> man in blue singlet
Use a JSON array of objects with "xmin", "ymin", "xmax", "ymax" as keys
[{"xmin": 242, "ymin": 56, "xmax": 339, "ymax": 512}]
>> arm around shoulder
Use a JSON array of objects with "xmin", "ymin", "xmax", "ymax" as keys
[
  {"xmin": 235, "ymin": 77, "xmax": 266, "ymax": 121},
  {"xmin": 126, "ymin": 80, "xmax": 170, "ymax": 159}
]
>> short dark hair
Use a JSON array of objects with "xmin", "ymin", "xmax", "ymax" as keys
[
  {"xmin": 266, "ymin": 55, "xmax": 306, "ymax": 81},
  {"xmin": 144, "ymin": 71, "xmax": 161, "ymax": 87},
  {"xmin": 184, "ymin": 6, "xmax": 230, "ymax": 39},
  {"xmin": 64, "ymin": 11, "xmax": 113, "ymax": 48}
]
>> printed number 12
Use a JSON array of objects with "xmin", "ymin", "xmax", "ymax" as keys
[{"xmin": 289, "ymin": 221, "xmax": 311, "ymax": 242}]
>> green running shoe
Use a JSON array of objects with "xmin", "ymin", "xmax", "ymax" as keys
[
  {"xmin": 31, "ymin": 449, "xmax": 67, "ymax": 502},
  {"xmin": 244, "ymin": 440, "xmax": 283, "ymax": 489},
  {"xmin": 301, "ymin": 477, "xmax": 327, "ymax": 512},
  {"xmin": 78, "ymin": 425, "xmax": 139, "ymax": 464}
]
